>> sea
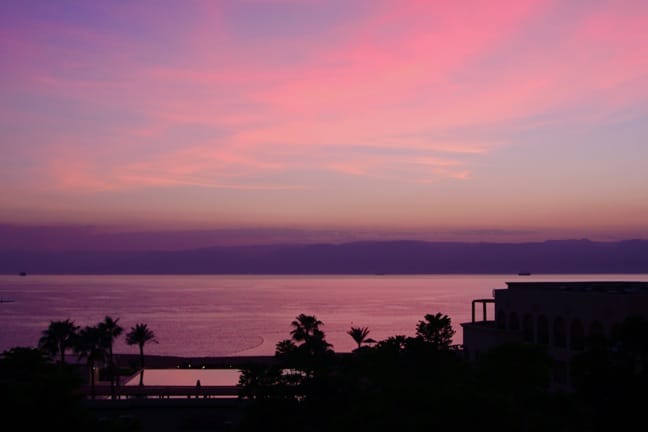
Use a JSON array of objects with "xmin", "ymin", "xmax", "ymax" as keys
[{"xmin": 1, "ymin": 274, "xmax": 647, "ymax": 357}]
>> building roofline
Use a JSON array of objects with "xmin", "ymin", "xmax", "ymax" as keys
[{"xmin": 504, "ymin": 281, "xmax": 648, "ymax": 293}]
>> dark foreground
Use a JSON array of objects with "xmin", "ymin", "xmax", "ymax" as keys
[
  {"xmin": 86, "ymin": 398, "xmax": 246, "ymax": 432},
  {"xmin": 4, "ymin": 314, "xmax": 648, "ymax": 432},
  {"xmin": 81, "ymin": 354, "xmax": 267, "ymax": 431}
]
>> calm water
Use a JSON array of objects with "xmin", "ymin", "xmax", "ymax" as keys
[
  {"xmin": 124, "ymin": 369, "xmax": 241, "ymax": 386},
  {"xmin": 1, "ymin": 274, "xmax": 647, "ymax": 357}
]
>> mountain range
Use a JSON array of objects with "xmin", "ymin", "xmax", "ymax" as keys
[{"xmin": 1, "ymin": 239, "xmax": 647, "ymax": 274}]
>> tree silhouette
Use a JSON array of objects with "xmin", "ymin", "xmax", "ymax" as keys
[
  {"xmin": 275, "ymin": 339, "xmax": 298, "ymax": 357},
  {"xmin": 38, "ymin": 319, "xmax": 79, "ymax": 364},
  {"xmin": 126, "ymin": 323, "xmax": 158, "ymax": 387},
  {"xmin": 347, "ymin": 326, "xmax": 371, "ymax": 350},
  {"xmin": 289, "ymin": 313, "xmax": 333, "ymax": 358},
  {"xmin": 415, "ymin": 313, "xmax": 455, "ymax": 350},
  {"xmin": 0, "ymin": 347, "xmax": 89, "ymax": 430},
  {"xmin": 75, "ymin": 325, "xmax": 105, "ymax": 400},
  {"xmin": 266, "ymin": 313, "xmax": 335, "ymax": 400},
  {"xmin": 290, "ymin": 314, "xmax": 325, "ymax": 343},
  {"xmin": 97, "ymin": 316, "xmax": 123, "ymax": 399}
]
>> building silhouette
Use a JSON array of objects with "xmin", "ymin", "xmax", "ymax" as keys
[{"xmin": 461, "ymin": 281, "xmax": 648, "ymax": 388}]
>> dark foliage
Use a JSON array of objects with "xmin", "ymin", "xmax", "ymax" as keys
[
  {"xmin": 571, "ymin": 316, "xmax": 648, "ymax": 431},
  {"xmin": 237, "ymin": 313, "xmax": 596, "ymax": 432},
  {"xmin": 0, "ymin": 346, "xmax": 93, "ymax": 431}
]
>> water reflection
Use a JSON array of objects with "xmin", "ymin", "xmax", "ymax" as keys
[{"xmin": 124, "ymin": 368, "xmax": 241, "ymax": 386}]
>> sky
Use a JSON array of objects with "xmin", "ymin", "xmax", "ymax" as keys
[{"xmin": 1, "ymin": 0, "xmax": 648, "ymax": 246}]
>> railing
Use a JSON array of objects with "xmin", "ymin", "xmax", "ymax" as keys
[
  {"xmin": 81, "ymin": 384, "xmax": 239, "ymax": 399},
  {"xmin": 471, "ymin": 298, "xmax": 495, "ymax": 322}
]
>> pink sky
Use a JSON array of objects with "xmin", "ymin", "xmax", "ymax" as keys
[{"xmin": 1, "ymin": 0, "xmax": 648, "ymax": 243}]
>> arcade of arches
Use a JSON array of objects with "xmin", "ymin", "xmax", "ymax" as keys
[{"xmin": 496, "ymin": 309, "xmax": 604, "ymax": 351}]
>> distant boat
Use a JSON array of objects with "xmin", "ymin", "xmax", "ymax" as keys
[
  {"xmin": 0, "ymin": 298, "xmax": 15, "ymax": 303},
  {"xmin": 18, "ymin": 272, "xmax": 27, "ymax": 276},
  {"xmin": 518, "ymin": 272, "xmax": 532, "ymax": 276}
]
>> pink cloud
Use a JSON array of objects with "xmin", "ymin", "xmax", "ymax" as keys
[
  {"xmin": 2, "ymin": 1, "xmax": 648, "ymax": 235},
  {"xmin": 47, "ymin": 158, "xmax": 117, "ymax": 193}
]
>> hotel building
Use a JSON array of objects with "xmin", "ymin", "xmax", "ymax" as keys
[{"xmin": 461, "ymin": 281, "xmax": 648, "ymax": 387}]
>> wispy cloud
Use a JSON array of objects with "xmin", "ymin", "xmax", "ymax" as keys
[{"xmin": 2, "ymin": 1, "xmax": 648, "ymax": 238}]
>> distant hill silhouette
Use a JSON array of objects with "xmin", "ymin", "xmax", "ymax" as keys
[{"xmin": 1, "ymin": 239, "xmax": 648, "ymax": 274}]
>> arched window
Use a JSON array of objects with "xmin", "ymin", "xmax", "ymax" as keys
[
  {"xmin": 523, "ymin": 313, "xmax": 534, "ymax": 342},
  {"xmin": 570, "ymin": 319, "xmax": 585, "ymax": 351},
  {"xmin": 509, "ymin": 312, "xmax": 520, "ymax": 331},
  {"xmin": 553, "ymin": 317, "xmax": 566, "ymax": 348},
  {"xmin": 537, "ymin": 315, "xmax": 549, "ymax": 345},
  {"xmin": 496, "ymin": 309, "xmax": 507, "ymax": 330}
]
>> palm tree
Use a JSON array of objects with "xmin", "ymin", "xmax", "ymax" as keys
[
  {"xmin": 38, "ymin": 319, "xmax": 79, "ymax": 364},
  {"xmin": 290, "ymin": 314, "xmax": 326, "ymax": 344},
  {"xmin": 347, "ymin": 326, "xmax": 371, "ymax": 350},
  {"xmin": 75, "ymin": 325, "xmax": 105, "ymax": 399},
  {"xmin": 415, "ymin": 312, "xmax": 455, "ymax": 350},
  {"xmin": 97, "ymin": 316, "xmax": 123, "ymax": 399},
  {"xmin": 126, "ymin": 323, "xmax": 158, "ymax": 386},
  {"xmin": 288, "ymin": 314, "xmax": 332, "ymax": 358}
]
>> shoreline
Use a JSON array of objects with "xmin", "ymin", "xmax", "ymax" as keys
[
  {"xmin": 114, "ymin": 353, "xmax": 278, "ymax": 369},
  {"xmin": 113, "ymin": 352, "xmax": 355, "ymax": 370}
]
